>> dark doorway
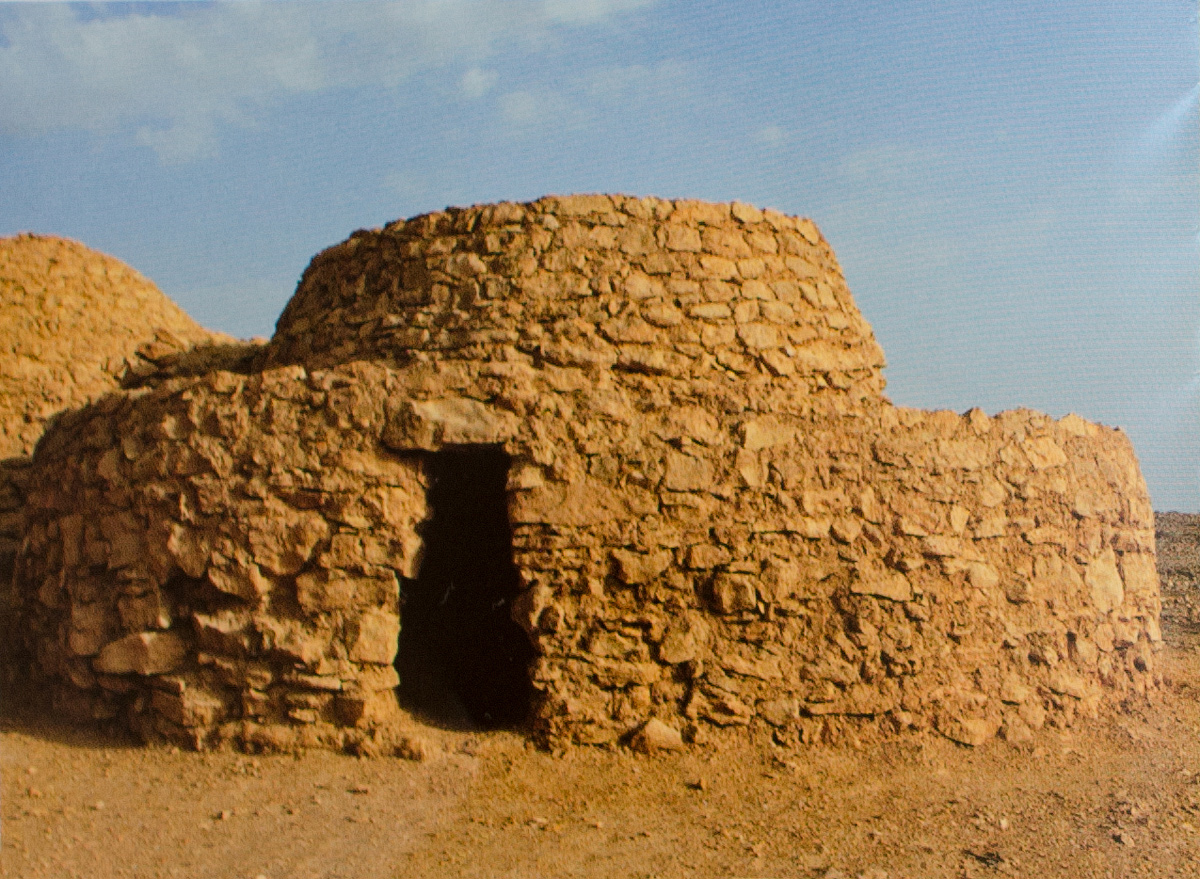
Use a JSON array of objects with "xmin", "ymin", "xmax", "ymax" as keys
[{"xmin": 396, "ymin": 446, "xmax": 535, "ymax": 729}]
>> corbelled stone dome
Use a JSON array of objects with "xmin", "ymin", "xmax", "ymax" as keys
[
  {"xmin": 0, "ymin": 234, "xmax": 225, "ymax": 458},
  {"xmin": 9, "ymin": 197, "xmax": 1162, "ymax": 754},
  {"xmin": 266, "ymin": 196, "xmax": 886, "ymax": 397}
]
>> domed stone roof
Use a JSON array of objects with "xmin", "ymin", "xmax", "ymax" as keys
[
  {"xmin": 267, "ymin": 195, "xmax": 886, "ymax": 394},
  {"xmin": 0, "ymin": 234, "xmax": 224, "ymax": 458}
]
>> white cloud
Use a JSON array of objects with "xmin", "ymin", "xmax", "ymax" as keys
[
  {"xmin": 460, "ymin": 67, "xmax": 499, "ymax": 100},
  {"xmin": 755, "ymin": 125, "xmax": 786, "ymax": 147},
  {"xmin": 586, "ymin": 60, "xmax": 686, "ymax": 107},
  {"xmin": 0, "ymin": 1, "xmax": 658, "ymax": 162},
  {"xmin": 487, "ymin": 60, "xmax": 687, "ymax": 136},
  {"xmin": 498, "ymin": 89, "xmax": 577, "ymax": 129},
  {"xmin": 499, "ymin": 91, "xmax": 540, "ymax": 126},
  {"xmin": 541, "ymin": 0, "xmax": 657, "ymax": 24},
  {"xmin": 136, "ymin": 116, "xmax": 221, "ymax": 166}
]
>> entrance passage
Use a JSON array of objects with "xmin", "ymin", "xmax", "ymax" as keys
[{"xmin": 396, "ymin": 446, "xmax": 535, "ymax": 729}]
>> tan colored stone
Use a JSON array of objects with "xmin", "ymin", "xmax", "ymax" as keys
[
  {"xmin": 731, "ymin": 202, "xmax": 764, "ymax": 224},
  {"xmin": 684, "ymin": 544, "xmax": 732, "ymax": 570},
  {"xmin": 658, "ymin": 615, "xmax": 709, "ymax": 664},
  {"xmin": 93, "ymin": 632, "xmax": 187, "ymax": 675},
  {"xmin": 698, "ymin": 255, "xmax": 738, "ymax": 279},
  {"xmin": 68, "ymin": 602, "xmax": 116, "ymax": 657},
  {"xmin": 207, "ymin": 562, "xmax": 269, "ymax": 604},
  {"xmin": 711, "ymin": 574, "xmax": 757, "ymax": 614},
  {"xmin": 737, "ymin": 323, "xmax": 781, "ymax": 350},
  {"xmin": 1086, "ymin": 549, "xmax": 1125, "ymax": 614},
  {"xmin": 117, "ymin": 590, "xmax": 172, "ymax": 632},
  {"xmin": 1024, "ymin": 435, "xmax": 1068, "ymax": 470},
  {"xmin": 741, "ymin": 416, "xmax": 794, "ymax": 451},
  {"xmin": 999, "ymin": 677, "xmax": 1031, "ymax": 704},
  {"xmin": 1119, "ymin": 552, "xmax": 1159, "ymax": 597},
  {"xmin": 759, "ymin": 349, "xmax": 796, "ymax": 376},
  {"xmin": 296, "ymin": 569, "xmax": 395, "ymax": 614},
  {"xmin": 966, "ymin": 562, "xmax": 1000, "ymax": 591},
  {"xmin": 167, "ymin": 525, "xmax": 210, "ymax": 579},
  {"xmin": 850, "ymin": 562, "xmax": 912, "ymax": 602},
  {"xmin": 612, "ymin": 549, "xmax": 672, "ymax": 585},
  {"xmin": 630, "ymin": 718, "xmax": 684, "ymax": 752},
  {"xmin": 382, "ymin": 397, "xmax": 520, "ymax": 450},
  {"xmin": 664, "ymin": 224, "xmax": 702, "ymax": 252},
  {"xmin": 193, "ymin": 610, "xmax": 251, "ymax": 654},
  {"xmin": 937, "ymin": 713, "xmax": 1000, "ymax": 747},
  {"xmin": 509, "ymin": 479, "xmax": 630, "ymax": 527},
  {"xmin": 349, "ymin": 609, "xmax": 400, "ymax": 665},
  {"xmin": 689, "ymin": 302, "xmax": 732, "ymax": 321},
  {"xmin": 0, "ymin": 234, "xmax": 229, "ymax": 459},
  {"xmin": 248, "ymin": 505, "xmax": 329, "ymax": 577},
  {"xmin": 641, "ymin": 303, "xmax": 684, "ymax": 328},
  {"xmin": 831, "ymin": 517, "xmax": 863, "ymax": 545},
  {"xmin": 663, "ymin": 451, "xmax": 714, "ymax": 492}
]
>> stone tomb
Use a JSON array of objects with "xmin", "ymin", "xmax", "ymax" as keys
[{"xmin": 11, "ymin": 196, "xmax": 1161, "ymax": 752}]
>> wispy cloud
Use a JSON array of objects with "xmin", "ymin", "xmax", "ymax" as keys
[
  {"xmin": 487, "ymin": 60, "xmax": 688, "ymax": 137},
  {"xmin": 498, "ymin": 87, "xmax": 587, "ymax": 131},
  {"xmin": 460, "ymin": 67, "xmax": 499, "ymax": 100},
  {"xmin": 586, "ymin": 59, "xmax": 687, "ymax": 107},
  {"xmin": 755, "ymin": 125, "xmax": 786, "ymax": 147},
  {"xmin": 136, "ymin": 116, "xmax": 222, "ymax": 166},
  {"xmin": 0, "ymin": 0, "xmax": 658, "ymax": 163},
  {"xmin": 541, "ymin": 0, "xmax": 658, "ymax": 24}
]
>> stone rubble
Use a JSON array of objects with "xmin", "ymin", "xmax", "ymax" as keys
[{"xmin": 6, "ymin": 196, "xmax": 1161, "ymax": 753}]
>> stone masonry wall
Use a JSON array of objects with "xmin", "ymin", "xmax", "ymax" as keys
[
  {"xmin": 15, "ymin": 362, "xmax": 428, "ymax": 751},
  {"xmin": 10, "ymin": 196, "xmax": 1161, "ymax": 752},
  {"xmin": 1, "ymin": 234, "xmax": 230, "ymax": 694}
]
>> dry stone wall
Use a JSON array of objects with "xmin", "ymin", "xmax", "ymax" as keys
[
  {"xmin": 15, "ymin": 361, "xmax": 429, "ymax": 750},
  {"xmin": 14, "ymin": 360, "xmax": 432, "ymax": 754},
  {"xmin": 1, "ymin": 234, "xmax": 231, "ymax": 692},
  {"xmin": 10, "ymin": 196, "xmax": 1162, "ymax": 752}
]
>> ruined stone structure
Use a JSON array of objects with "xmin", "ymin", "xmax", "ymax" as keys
[
  {"xmin": 9, "ymin": 197, "xmax": 1161, "ymax": 753},
  {"xmin": 1, "ymin": 235, "xmax": 232, "ymax": 689}
]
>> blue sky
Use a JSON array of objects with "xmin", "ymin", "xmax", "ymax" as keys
[{"xmin": 1, "ymin": 1, "xmax": 1198, "ymax": 509}]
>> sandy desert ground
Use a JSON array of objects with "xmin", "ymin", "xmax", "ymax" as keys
[{"xmin": 3, "ymin": 514, "xmax": 1200, "ymax": 879}]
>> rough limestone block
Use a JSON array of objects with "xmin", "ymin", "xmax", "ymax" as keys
[
  {"xmin": 93, "ymin": 632, "xmax": 188, "ymax": 676},
  {"xmin": 631, "ymin": 718, "xmax": 684, "ymax": 753}
]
